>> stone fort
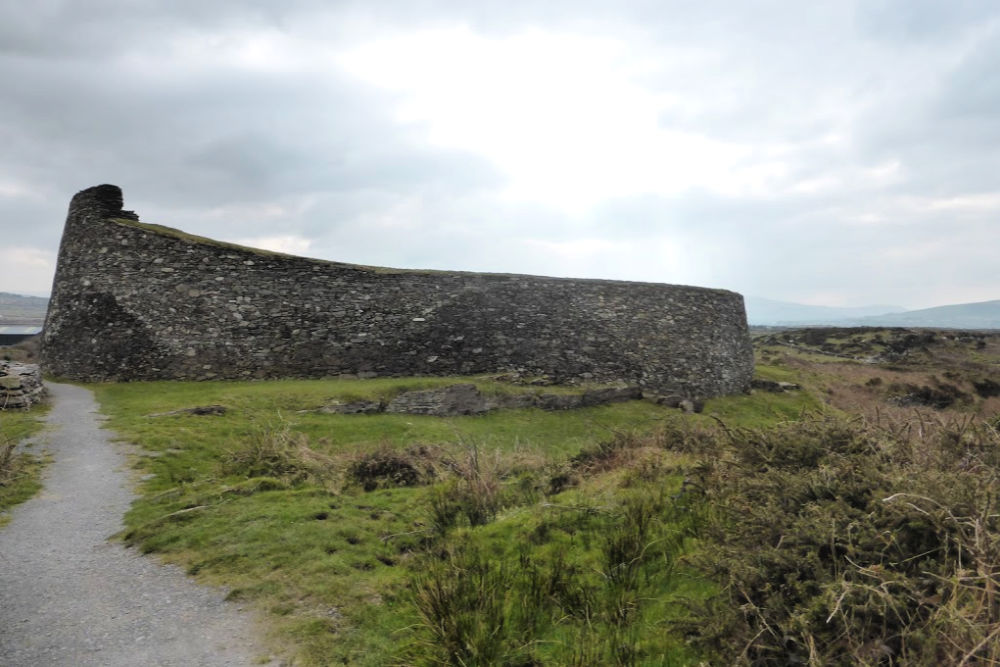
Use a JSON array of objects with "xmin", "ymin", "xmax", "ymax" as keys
[{"xmin": 42, "ymin": 185, "xmax": 754, "ymax": 397}]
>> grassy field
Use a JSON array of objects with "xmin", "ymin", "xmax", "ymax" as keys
[
  {"xmin": 89, "ymin": 328, "xmax": 1000, "ymax": 665},
  {"xmin": 91, "ymin": 374, "xmax": 811, "ymax": 665},
  {"xmin": 0, "ymin": 402, "xmax": 49, "ymax": 525}
]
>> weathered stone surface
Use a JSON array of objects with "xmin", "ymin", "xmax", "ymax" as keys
[
  {"xmin": 751, "ymin": 379, "xmax": 801, "ymax": 393},
  {"xmin": 318, "ymin": 384, "xmax": 647, "ymax": 416},
  {"xmin": 148, "ymin": 405, "xmax": 228, "ymax": 417},
  {"xmin": 0, "ymin": 362, "xmax": 44, "ymax": 409},
  {"xmin": 395, "ymin": 384, "xmax": 645, "ymax": 414},
  {"xmin": 647, "ymin": 393, "xmax": 684, "ymax": 407},
  {"xmin": 531, "ymin": 393, "xmax": 584, "ymax": 411},
  {"xmin": 751, "ymin": 379, "xmax": 783, "ymax": 392},
  {"xmin": 489, "ymin": 373, "xmax": 557, "ymax": 386},
  {"xmin": 385, "ymin": 384, "xmax": 490, "ymax": 416},
  {"xmin": 489, "ymin": 393, "xmax": 536, "ymax": 410},
  {"xmin": 43, "ymin": 185, "xmax": 755, "ymax": 398},
  {"xmin": 580, "ymin": 386, "xmax": 643, "ymax": 406},
  {"xmin": 320, "ymin": 399, "xmax": 385, "ymax": 414},
  {"xmin": 678, "ymin": 398, "xmax": 705, "ymax": 414}
]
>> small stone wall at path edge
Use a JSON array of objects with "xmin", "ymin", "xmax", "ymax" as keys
[
  {"xmin": 42, "ymin": 185, "xmax": 755, "ymax": 399},
  {"xmin": 0, "ymin": 362, "xmax": 45, "ymax": 410}
]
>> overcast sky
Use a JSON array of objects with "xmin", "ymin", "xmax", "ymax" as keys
[{"xmin": 1, "ymin": 1, "xmax": 998, "ymax": 309}]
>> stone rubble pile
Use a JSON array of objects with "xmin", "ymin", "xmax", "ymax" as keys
[{"xmin": 0, "ymin": 362, "xmax": 45, "ymax": 409}]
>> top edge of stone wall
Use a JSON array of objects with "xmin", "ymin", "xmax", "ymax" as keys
[
  {"xmin": 101, "ymin": 218, "xmax": 739, "ymax": 296},
  {"xmin": 70, "ymin": 184, "xmax": 741, "ymax": 296}
]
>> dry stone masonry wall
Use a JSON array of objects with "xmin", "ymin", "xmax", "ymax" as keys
[
  {"xmin": 0, "ymin": 362, "xmax": 45, "ymax": 409},
  {"xmin": 42, "ymin": 185, "xmax": 754, "ymax": 398}
]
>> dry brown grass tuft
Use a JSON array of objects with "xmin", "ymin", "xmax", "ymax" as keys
[{"xmin": 219, "ymin": 421, "xmax": 337, "ymax": 486}]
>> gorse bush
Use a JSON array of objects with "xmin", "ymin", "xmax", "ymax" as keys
[{"xmin": 687, "ymin": 416, "xmax": 1000, "ymax": 665}]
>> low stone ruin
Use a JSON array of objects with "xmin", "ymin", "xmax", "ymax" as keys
[
  {"xmin": 147, "ymin": 383, "xmax": 704, "ymax": 420},
  {"xmin": 0, "ymin": 362, "xmax": 45, "ymax": 409},
  {"xmin": 320, "ymin": 383, "xmax": 644, "ymax": 417}
]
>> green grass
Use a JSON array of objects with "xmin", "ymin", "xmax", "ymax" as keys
[
  {"xmin": 92, "ymin": 330, "xmax": 988, "ymax": 665},
  {"xmin": 91, "ymin": 376, "xmax": 811, "ymax": 664},
  {"xmin": 700, "ymin": 389, "xmax": 822, "ymax": 429},
  {"xmin": 401, "ymin": 480, "xmax": 712, "ymax": 666},
  {"xmin": 0, "ymin": 403, "xmax": 50, "ymax": 524},
  {"xmin": 695, "ymin": 363, "xmax": 827, "ymax": 430},
  {"xmin": 95, "ymin": 376, "xmax": 673, "ymax": 473},
  {"xmin": 111, "ymin": 218, "xmax": 308, "ymax": 260},
  {"xmin": 752, "ymin": 363, "xmax": 801, "ymax": 383}
]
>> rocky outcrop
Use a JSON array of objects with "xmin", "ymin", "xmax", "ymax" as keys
[{"xmin": 0, "ymin": 362, "xmax": 44, "ymax": 409}]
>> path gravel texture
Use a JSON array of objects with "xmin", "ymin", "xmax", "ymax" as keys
[{"xmin": 0, "ymin": 383, "xmax": 269, "ymax": 666}]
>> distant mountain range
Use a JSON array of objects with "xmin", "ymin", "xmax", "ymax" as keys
[
  {"xmin": 0, "ymin": 292, "xmax": 48, "ymax": 325},
  {"xmin": 2, "ymin": 291, "xmax": 998, "ymax": 331},
  {"xmin": 748, "ymin": 297, "xmax": 1000, "ymax": 330},
  {"xmin": 853, "ymin": 300, "xmax": 1000, "ymax": 329},
  {"xmin": 745, "ymin": 298, "xmax": 907, "ymax": 326}
]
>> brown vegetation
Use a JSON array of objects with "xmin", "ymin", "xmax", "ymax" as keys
[
  {"xmin": 0, "ymin": 335, "xmax": 41, "ymax": 363},
  {"xmin": 686, "ymin": 415, "xmax": 1000, "ymax": 665},
  {"xmin": 695, "ymin": 327, "xmax": 1000, "ymax": 664}
]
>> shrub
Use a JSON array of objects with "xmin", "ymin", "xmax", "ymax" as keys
[
  {"xmin": 973, "ymin": 377, "xmax": 1000, "ymax": 398},
  {"xmin": 428, "ymin": 447, "xmax": 505, "ymax": 532},
  {"xmin": 687, "ymin": 417, "xmax": 1000, "ymax": 665},
  {"xmin": 219, "ymin": 421, "xmax": 334, "ymax": 485},
  {"xmin": 571, "ymin": 431, "xmax": 641, "ymax": 472},
  {"xmin": 886, "ymin": 382, "xmax": 967, "ymax": 409},
  {"xmin": 410, "ymin": 544, "xmax": 527, "ymax": 666},
  {"xmin": 409, "ymin": 481, "xmax": 703, "ymax": 666},
  {"xmin": 346, "ymin": 444, "xmax": 437, "ymax": 491}
]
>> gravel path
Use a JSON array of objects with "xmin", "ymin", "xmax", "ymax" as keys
[{"xmin": 0, "ymin": 383, "xmax": 270, "ymax": 666}]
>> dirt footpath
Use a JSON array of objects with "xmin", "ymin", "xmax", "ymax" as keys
[{"xmin": 0, "ymin": 383, "xmax": 270, "ymax": 666}]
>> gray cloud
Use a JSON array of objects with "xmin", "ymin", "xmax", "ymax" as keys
[
  {"xmin": 0, "ymin": 1, "xmax": 998, "ymax": 307},
  {"xmin": 856, "ymin": 0, "xmax": 998, "ymax": 43}
]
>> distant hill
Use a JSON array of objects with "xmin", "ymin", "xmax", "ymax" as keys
[
  {"xmin": 0, "ymin": 292, "xmax": 49, "ymax": 325},
  {"xmin": 855, "ymin": 300, "xmax": 1000, "ymax": 330},
  {"xmin": 745, "ymin": 297, "xmax": 906, "ymax": 326},
  {"xmin": 747, "ymin": 296, "xmax": 1000, "ymax": 330}
]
